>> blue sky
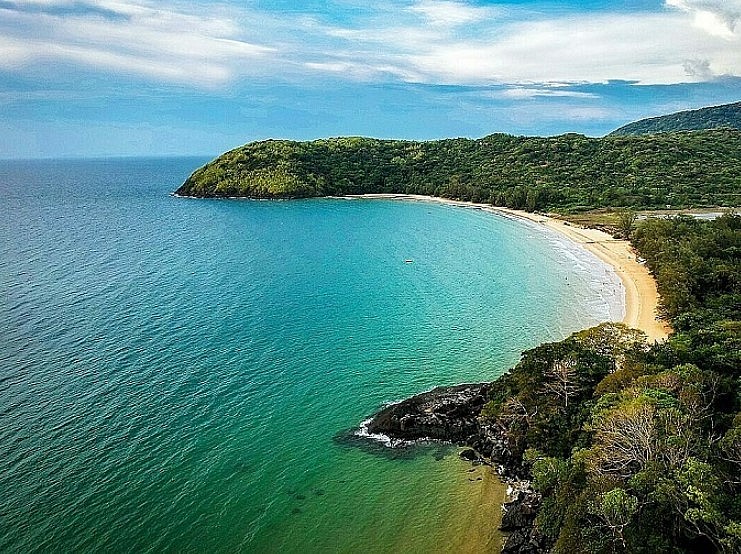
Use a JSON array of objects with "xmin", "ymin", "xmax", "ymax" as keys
[{"xmin": 1, "ymin": 0, "xmax": 740, "ymax": 158}]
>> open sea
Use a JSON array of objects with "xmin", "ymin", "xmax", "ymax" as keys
[{"xmin": 0, "ymin": 157, "xmax": 622, "ymax": 553}]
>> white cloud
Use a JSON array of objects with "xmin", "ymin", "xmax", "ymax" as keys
[
  {"xmin": 407, "ymin": 0, "xmax": 495, "ymax": 27},
  {"xmin": 682, "ymin": 58, "xmax": 714, "ymax": 79},
  {"xmin": 319, "ymin": 8, "xmax": 741, "ymax": 86},
  {"xmin": 0, "ymin": 0, "xmax": 275, "ymax": 87},
  {"xmin": 303, "ymin": 60, "xmax": 421, "ymax": 82},
  {"xmin": 0, "ymin": 0, "xmax": 739, "ymax": 90},
  {"xmin": 493, "ymin": 88, "xmax": 600, "ymax": 100},
  {"xmin": 665, "ymin": 0, "xmax": 741, "ymax": 38}
]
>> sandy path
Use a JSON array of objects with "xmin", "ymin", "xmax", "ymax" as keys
[{"xmin": 348, "ymin": 194, "xmax": 671, "ymax": 342}]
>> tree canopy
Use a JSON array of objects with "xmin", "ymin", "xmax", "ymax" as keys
[
  {"xmin": 482, "ymin": 214, "xmax": 741, "ymax": 553},
  {"xmin": 176, "ymin": 130, "xmax": 741, "ymax": 213}
]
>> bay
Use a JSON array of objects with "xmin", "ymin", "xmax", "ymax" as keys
[{"xmin": 0, "ymin": 158, "xmax": 621, "ymax": 552}]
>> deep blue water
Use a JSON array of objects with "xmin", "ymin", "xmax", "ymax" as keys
[{"xmin": 0, "ymin": 158, "xmax": 622, "ymax": 552}]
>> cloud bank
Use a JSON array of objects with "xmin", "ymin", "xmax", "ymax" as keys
[
  {"xmin": 0, "ymin": 0, "xmax": 274, "ymax": 87},
  {"xmin": 0, "ymin": 0, "xmax": 739, "ymax": 89}
]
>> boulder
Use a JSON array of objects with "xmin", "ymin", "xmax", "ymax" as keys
[{"xmin": 459, "ymin": 448, "xmax": 479, "ymax": 461}]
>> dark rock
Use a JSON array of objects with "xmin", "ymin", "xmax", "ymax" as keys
[
  {"xmin": 502, "ymin": 529, "xmax": 528, "ymax": 552},
  {"xmin": 502, "ymin": 526, "xmax": 548, "ymax": 554},
  {"xmin": 365, "ymin": 383, "xmax": 491, "ymax": 443},
  {"xmin": 295, "ymin": 494, "xmax": 306, "ymax": 501},
  {"xmin": 501, "ymin": 491, "xmax": 541, "ymax": 531},
  {"xmin": 460, "ymin": 448, "xmax": 479, "ymax": 461},
  {"xmin": 501, "ymin": 502, "xmax": 534, "ymax": 530}
]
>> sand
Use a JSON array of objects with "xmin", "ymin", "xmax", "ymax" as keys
[
  {"xmin": 348, "ymin": 194, "xmax": 671, "ymax": 343},
  {"xmin": 346, "ymin": 193, "xmax": 671, "ymax": 552},
  {"xmin": 499, "ymin": 208, "xmax": 672, "ymax": 342},
  {"xmin": 392, "ymin": 458, "xmax": 506, "ymax": 554},
  {"xmin": 444, "ymin": 463, "xmax": 506, "ymax": 553}
]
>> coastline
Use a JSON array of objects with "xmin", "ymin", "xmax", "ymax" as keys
[
  {"xmin": 345, "ymin": 194, "xmax": 671, "ymax": 342},
  {"xmin": 346, "ymin": 192, "xmax": 672, "ymax": 553}
]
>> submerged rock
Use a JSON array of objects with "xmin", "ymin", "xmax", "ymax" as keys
[{"xmin": 459, "ymin": 448, "xmax": 479, "ymax": 461}]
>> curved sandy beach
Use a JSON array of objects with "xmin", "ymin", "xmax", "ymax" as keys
[
  {"xmin": 347, "ymin": 193, "xmax": 671, "ymax": 553},
  {"xmin": 500, "ymin": 208, "xmax": 672, "ymax": 342},
  {"xmin": 350, "ymin": 194, "xmax": 671, "ymax": 343}
]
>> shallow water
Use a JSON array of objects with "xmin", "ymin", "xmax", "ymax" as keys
[{"xmin": 0, "ymin": 158, "xmax": 622, "ymax": 552}]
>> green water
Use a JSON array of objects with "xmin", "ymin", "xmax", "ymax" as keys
[{"xmin": 0, "ymin": 158, "xmax": 622, "ymax": 552}]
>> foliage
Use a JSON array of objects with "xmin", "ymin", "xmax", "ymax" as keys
[
  {"xmin": 610, "ymin": 102, "xmax": 741, "ymax": 137},
  {"xmin": 589, "ymin": 488, "xmax": 639, "ymax": 549},
  {"xmin": 481, "ymin": 323, "xmax": 648, "ymax": 459},
  {"xmin": 176, "ymin": 129, "xmax": 741, "ymax": 212},
  {"xmin": 616, "ymin": 208, "xmax": 637, "ymax": 239},
  {"xmin": 632, "ymin": 213, "xmax": 741, "ymax": 376},
  {"xmin": 482, "ymin": 215, "xmax": 741, "ymax": 552}
]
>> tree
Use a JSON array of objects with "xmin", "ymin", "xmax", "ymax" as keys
[
  {"xmin": 589, "ymin": 397, "xmax": 658, "ymax": 477},
  {"xmin": 526, "ymin": 187, "xmax": 540, "ymax": 212},
  {"xmin": 590, "ymin": 488, "xmax": 638, "ymax": 551},
  {"xmin": 616, "ymin": 208, "xmax": 637, "ymax": 239},
  {"xmin": 719, "ymin": 415, "xmax": 741, "ymax": 485},
  {"xmin": 545, "ymin": 357, "xmax": 579, "ymax": 410}
]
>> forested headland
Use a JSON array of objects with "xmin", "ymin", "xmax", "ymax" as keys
[
  {"xmin": 177, "ymin": 129, "xmax": 740, "ymax": 212},
  {"xmin": 474, "ymin": 213, "xmax": 740, "ymax": 552}
]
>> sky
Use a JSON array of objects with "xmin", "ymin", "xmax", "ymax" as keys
[{"xmin": 1, "ymin": 0, "xmax": 740, "ymax": 158}]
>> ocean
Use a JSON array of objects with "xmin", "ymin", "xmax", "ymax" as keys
[{"xmin": 0, "ymin": 158, "xmax": 622, "ymax": 552}]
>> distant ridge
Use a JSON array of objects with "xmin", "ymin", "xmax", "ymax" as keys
[{"xmin": 609, "ymin": 101, "xmax": 741, "ymax": 136}]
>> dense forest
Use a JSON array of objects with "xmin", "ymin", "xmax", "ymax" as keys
[
  {"xmin": 610, "ymin": 102, "xmax": 741, "ymax": 137},
  {"xmin": 177, "ymin": 129, "xmax": 741, "ymax": 212},
  {"xmin": 481, "ymin": 214, "xmax": 741, "ymax": 552}
]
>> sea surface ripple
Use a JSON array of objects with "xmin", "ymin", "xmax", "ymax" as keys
[{"xmin": 0, "ymin": 158, "xmax": 622, "ymax": 553}]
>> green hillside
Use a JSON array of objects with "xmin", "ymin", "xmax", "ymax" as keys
[
  {"xmin": 610, "ymin": 102, "xmax": 741, "ymax": 136},
  {"xmin": 480, "ymin": 212, "xmax": 741, "ymax": 553},
  {"xmin": 177, "ymin": 130, "xmax": 741, "ymax": 212}
]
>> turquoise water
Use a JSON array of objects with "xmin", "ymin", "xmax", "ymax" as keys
[{"xmin": 0, "ymin": 158, "xmax": 622, "ymax": 553}]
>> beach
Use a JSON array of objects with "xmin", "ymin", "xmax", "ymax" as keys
[
  {"xmin": 504, "ymin": 210, "xmax": 672, "ymax": 342},
  {"xmin": 348, "ymin": 193, "xmax": 671, "ymax": 552},
  {"xmin": 349, "ymin": 194, "xmax": 671, "ymax": 343}
]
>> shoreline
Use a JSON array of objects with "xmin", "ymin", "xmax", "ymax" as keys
[
  {"xmin": 345, "ymin": 194, "xmax": 671, "ymax": 342},
  {"xmin": 345, "ymin": 192, "xmax": 670, "ymax": 552}
]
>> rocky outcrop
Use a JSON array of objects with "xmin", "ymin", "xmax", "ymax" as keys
[
  {"xmin": 501, "ymin": 491, "xmax": 548, "ymax": 553},
  {"xmin": 361, "ymin": 383, "xmax": 548, "ymax": 553},
  {"xmin": 364, "ymin": 382, "xmax": 528, "ymax": 476},
  {"xmin": 365, "ymin": 383, "xmax": 492, "ymax": 444}
]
